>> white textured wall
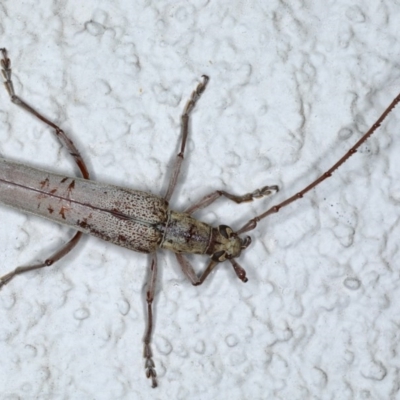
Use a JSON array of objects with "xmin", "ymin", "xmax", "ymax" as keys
[{"xmin": 1, "ymin": 1, "xmax": 400, "ymax": 399}]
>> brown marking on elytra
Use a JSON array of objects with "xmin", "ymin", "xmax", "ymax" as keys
[
  {"xmin": 59, "ymin": 206, "xmax": 67, "ymax": 220},
  {"xmin": 40, "ymin": 177, "xmax": 49, "ymax": 188},
  {"xmin": 67, "ymin": 180, "xmax": 75, "ymax": 196},
  {"xmin": 77, "ymin": 220, "xmax": 113, "ymax": 243},
  {"xmin": 48, "ymin": 205, "xmax": 54, "ymax": 214},
  {"xmin": 108, "ymin": 208, "xmax": 131, "ymax": 221},
  {"xmin": 50, "ymin": 188, "xmax": 57, "ymax": 194},
  {"xmin": 60, "ymin": 177, "xmax": 68, "ymax": 183}
]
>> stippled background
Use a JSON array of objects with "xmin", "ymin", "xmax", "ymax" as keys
[{"xmin": 1, "ymin": 1, "xmax": 400, "ymax": 399}]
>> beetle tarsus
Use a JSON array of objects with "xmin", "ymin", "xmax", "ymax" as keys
[
  {"xmin": 144, "ymin": 343, "xmax": 158, "ymax": 388},
  {"xmin": 143, "ymin": 256, "xmax": 159, "ymax": 388}
]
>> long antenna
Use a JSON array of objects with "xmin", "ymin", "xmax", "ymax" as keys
[{"xmin": 237, "ymin": 92, "xmax": 400, "ymax": 235}]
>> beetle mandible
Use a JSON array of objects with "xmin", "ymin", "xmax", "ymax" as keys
[{"xmin": 1, "ymin": 48, "xmax": 399, "ymax": 387}]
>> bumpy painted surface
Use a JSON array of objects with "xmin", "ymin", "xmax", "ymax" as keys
[
  {"xmin": 0, "ymin": 159, "xmax": 169, "ymax": 252},
  {"xmin": 1, "ymin": 2, "xmax": 400, "ymax": 399}
]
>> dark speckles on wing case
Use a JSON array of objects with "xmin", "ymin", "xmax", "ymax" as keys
[
  {"xmin": 76, "ymin": 215, "xmax": 157, "ymax": 253},
  {"xmin": 0, "ymin": 161, "xmax": 169, "ymax": 254},
  {"xmin": 66, "ymin": 183, "xmax": 170, "ymax": 253}
]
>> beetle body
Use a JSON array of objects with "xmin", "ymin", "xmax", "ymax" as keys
[{"xmin": 0, "ymin": 158, "xmax": 243, "ymax": 260}]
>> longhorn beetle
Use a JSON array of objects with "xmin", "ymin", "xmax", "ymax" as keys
[{"xmin": 1, "ymin": 48, "xmax": 399, "ymax": 387}]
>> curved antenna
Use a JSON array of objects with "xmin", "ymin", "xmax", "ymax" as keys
[{"xmin": 237, "ymin": 92, "xmax": 400, "ymax": 235}]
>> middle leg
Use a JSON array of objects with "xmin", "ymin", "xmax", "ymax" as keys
[{"xmin": 176, "ymin": 254, "xmax": 248, "ymax": 285}]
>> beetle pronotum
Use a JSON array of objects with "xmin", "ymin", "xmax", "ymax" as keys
[{"xmin": 1, "ymin": 48, "xmax": 399, "ymax": 387}]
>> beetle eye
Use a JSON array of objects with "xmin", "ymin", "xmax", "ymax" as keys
[
  {"xmin": 241, "ymin": 236, "xmax": 252, "ymax": 249},
  {"xmin": 212, "ymin": 250, "xmax": 226, "ymax": 262},
  {"xmin": 219, "ymin": 225, "xmax": 232, "ymax": 239}
]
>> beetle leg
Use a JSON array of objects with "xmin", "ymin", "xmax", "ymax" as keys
[
  {"xmin": 0, "ymin": 232, "xmax": 82, "ymax": 288},
  {"xmin": 175, "ymin": 253, "xmax": 200, "ymax": 285},
  {"xmin": 0, "ymin": 49, "xmax": 89, "ymax": 179},
  {"xmin": 176, "ymin": 253, "xmax": 220, "ymax": 286},
  {"xmin": 184, "ymin": 185, "xmax": 279, "ymax": 215},
  {"xmin": 143, "ymin": 254, "xmax": 158, "ymax": 388},
  {"xmin": 164, "ymin": 75, "xmax": 209, "ymax": 202}
]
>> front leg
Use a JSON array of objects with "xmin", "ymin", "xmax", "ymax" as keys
[
  {"xmin": 176, "ymin": 254, "xmax": 248, "ymax": 285},
  {"xmin": 175, "ymin": 254, "xmax": 217, "ymax": 285},
  {"xmin": 164, "ymin": 75, "xmax": 209, "ymax": 202}
]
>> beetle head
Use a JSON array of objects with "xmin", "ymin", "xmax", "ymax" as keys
[{"xmin": 209, "ymin": 225, "xmax": 251, "ymax": 282}]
